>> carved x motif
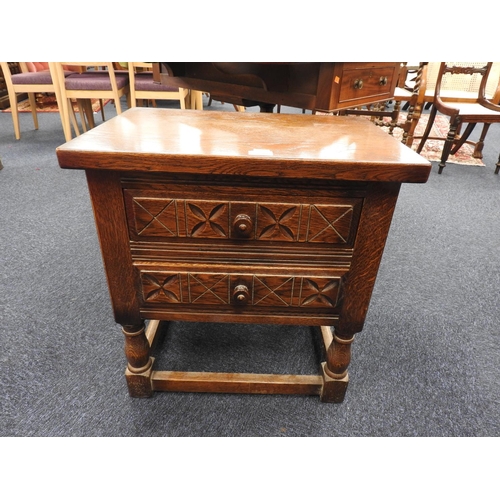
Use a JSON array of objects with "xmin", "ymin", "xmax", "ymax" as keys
[
  {"xmin": 258, "ymin": 205, "xmax": 297, "ymax": 240},
  {"xmin": 134, "ymin": 199, "xmax": 176, "ymax": 236},
  {"xmin": 301, "ymin": 278, "xmax": 338, "ymax": 307},
  {"xmin": 188, "ymin": 203, "xmax": 227, "ymax": 237},
  {"xmin": 253, "ymin": 277, "xmax": 294, "ymax": 306},
  {"xmin": 142, "ymin": 273, "xmax": 180, "ymax": 302},
  {"xmin": 308, "ymin": 206, "xmax": 352, "ymax": 243},
  {"xmin": 189, "ymin": 274, "xmax": 230, "ymax": 304}
]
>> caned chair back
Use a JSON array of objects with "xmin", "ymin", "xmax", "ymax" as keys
[{"xmin": 425, "ymin": 62, "xmax": 500, "ymax": 102}]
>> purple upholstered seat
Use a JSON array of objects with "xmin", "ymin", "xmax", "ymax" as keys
[
  {"xmin": 133, "ymin": 72, "xmax": 180, "ymax": 92},
  {"xmin": 11, "ymin": 70, "xmax": 75, "ymax": 85},
  {"xmin": 65, "ymin": 71, "xmax": 129, "ymax": 90}
]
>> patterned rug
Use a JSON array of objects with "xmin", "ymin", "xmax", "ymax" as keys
[
  {"xmin": 1, "ymin": 94, "xmax": 109, "ymax": 114},
  {"xmin": 375, "ymin": 111, "xmax": 484, "ymax": 166}
]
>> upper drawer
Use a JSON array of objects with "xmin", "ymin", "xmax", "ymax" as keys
[
  {"xmin": 123, "ymin": 188, "xmax": 363, "ymax": 248},
  {"xmin": 338, "ymin": 65, "xmax": 398, "ymax": 107}
]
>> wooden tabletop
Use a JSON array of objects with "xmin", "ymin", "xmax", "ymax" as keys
[{"xmin": 57, "ymin": 108, "xmax": 431, "ymax": 183}]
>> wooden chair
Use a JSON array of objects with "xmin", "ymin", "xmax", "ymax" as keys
[
  {"xmin": 416, "ymin": 62, "xmax": 500, "ymax": 174},
  {"xmin": 403, "ymin": 62, "xmax": 500, "ymax": 152},
  {"xmin": 0, "ymin": 62, "xmax": 75, "ymax": 140},
  {"xmin": 49, "ymin": 62, "xmax": 129, "ymax": 142},
  {"xmin": 421, "ymin": 61, "xmax": 500, "ymax": 107},
  {"xmin": 128, "ymin": 62, "xmax": 189, "ymax": 109}
]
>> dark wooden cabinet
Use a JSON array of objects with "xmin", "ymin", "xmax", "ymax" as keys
[
  {"xmin": 155, "ymin": 62, "xmax": 402, "ymax": 112},
  {"xmin": 56, "ymin": 107, "xmax": 430, "ymax": 402}
]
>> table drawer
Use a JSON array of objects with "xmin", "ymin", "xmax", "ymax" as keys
[
  {"xmin": 136, "ymin": 264, "xmax": 346, "ymax": 321},
  {"xmin": 338, "ymin": 65, "xmax": 397, "ymax": 106},
  {"xmin": 124, "ymin": 188, "xmax": 362, "ymax": 248}
]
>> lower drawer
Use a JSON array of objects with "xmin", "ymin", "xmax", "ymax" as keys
[{"xmin": 136, "ymin": 264, "xmax": 347, "ymax": 323}]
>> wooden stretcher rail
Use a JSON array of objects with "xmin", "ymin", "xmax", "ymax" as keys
[{"xmin": 151, "ymin": 371, "xmax": 323, "ymax": 395}]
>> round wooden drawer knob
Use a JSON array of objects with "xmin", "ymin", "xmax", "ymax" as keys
[
  {"xmin": 233, "ymin": 214, "xmax": 253, "ymax": 238},
  {"xmin": 233, "ymin": 284, "xmax": 250, "ymax": 306}
]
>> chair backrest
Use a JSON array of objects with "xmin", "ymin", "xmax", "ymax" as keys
[
  {"xmin": 51, "ymin": 62, "xmax": 128, "ymax": 112},
  {"xmin": 425, "ymin": 61, "xmax": 500, "ymax": 102},
  {"xmin": 22, "ymin": 62, "xmax": 50, "ymax": 73},
  {"xmin": 127, "ymin": 62, "xmax": 188, "ymax": 109},
  {"xmin": 432, "ymin": 62, "xmax": 500, "ymax": 115}
]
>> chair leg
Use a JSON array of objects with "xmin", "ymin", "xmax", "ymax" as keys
[
  {"xmin": 495, "ymin": 153, "xmax": 500, "ymax": 174},
  {"xmin": 471, "ymin": 123, "xmax": 491, "ymax": 159},
  {"xmin": 57, "ymin": 97, "xmax": 73, "ymax": 142},
  {"xmin": 114, "ymin": 97, "xmax": 122, "ymax": 114},
  {"xmin": 99, "ymin": 99, "xmax": 105, "ymax": 121},
  {"xmin": 28, "ymin": 93, "xmax": 39, "ymax": 130},
  {"xmin": 69, "ymin": 107, "xmax": 80, "ymax": 137},
  {"xmin": 388, "ymin": 100, "xmax": 401, "ymax": 135},
  {"xmin": 438, "ymin": 121, "xmax": 460, "ymax": 174},
  {"xmin": 10, "ymin": 94, "xmax": 21, "ymax": 140},
  {"xmin": 450, "ymin": 122, "xmax": 476, "ymax": 156},
  {"xmin": 78, "ymin": 99, "xmax": 95, "ymax": 129},
  {"xmin": 403, "ymin": 101, "xmax": 422, "ymax": 147},
  {"xmin": 416, "ymin": 105, "xmax": 438, "ymax": 154}
]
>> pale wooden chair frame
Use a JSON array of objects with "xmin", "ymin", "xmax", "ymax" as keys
[
  {"xmin": 49, "ymin": 62, "xmax": 129, "ymax": 142},
  {"xmin": 128, "ymin": 62, "xmax": 189, "ymax": 109},
  {"xmin": 0, "ymin": 62, "xmax": 71, "ymax": 140}
]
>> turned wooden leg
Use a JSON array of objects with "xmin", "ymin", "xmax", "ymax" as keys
[
  {"xmin": 472, "ymin": 123, "xmax": 490, "ymax": 159},
  {"xmin": 438, "ymin": 123, "xmax": 459, "ymax": 174},
  {"xmin": 388, "ymin": 100, "xmax": 401, "ymax": 135},
  {"xmin": 320, "ymin": 326, "xmax": 355, "ymax": 403},
  {"xmin": 123, "ymin": 322, "xmax": 154, "ymax": 397}
]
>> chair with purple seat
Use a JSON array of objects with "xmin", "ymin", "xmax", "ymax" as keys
[
  {"xmin": 49, "ymin": 62, "xmax": 130, "ymax": 142},
  {"xmin": 0, "ymin": 62, "xmax": 76, "ymax": 140},
  {"xmin": 128, "ymin": 62, "xmax": 190, "ymax": 109}
]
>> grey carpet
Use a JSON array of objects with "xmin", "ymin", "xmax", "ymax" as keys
[{"xmin": 1, "ymin": 97, "xmax": 499, "ymax": 436}]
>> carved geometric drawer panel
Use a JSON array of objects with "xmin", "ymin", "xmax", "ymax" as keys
[
  {"xmin": 125, "ymin": 192, "xmax": 360, "ymax": 246},
  {"xmin": 139, "ymin": 269, "xmax": 344, "ymax": 310}
]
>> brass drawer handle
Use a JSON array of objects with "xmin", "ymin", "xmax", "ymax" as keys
[
  {"xmin": 233, "ymin": 284, "xmax": 250, "ymax": 306},
  {"xmin": 353, "ymin": 79, "xmax": 364, "ymax": 90},
  {"xmin": 379, "ymin": 76, "xmax": 388, "ymax": 86},
  {"xmin": 233, "ymin": 214, "xmax": 253, "ymax": 238}
]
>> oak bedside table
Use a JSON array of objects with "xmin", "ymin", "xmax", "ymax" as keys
[{"xmin": 56, "ymin": 107, "xmax": 431, "ymax": 403}]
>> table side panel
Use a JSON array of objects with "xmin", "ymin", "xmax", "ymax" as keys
[
  {"xmin": 85, "ymin": 170, "xmax": 142, "ymax": 325},
  {"xmin": 336, "ymin": 182, "xmax": 402, "ymax": 336}
]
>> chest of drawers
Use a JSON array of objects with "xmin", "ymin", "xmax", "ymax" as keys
[{"xmin": 56, "ymin": 107, "xmax": 430, "ymax": 402}]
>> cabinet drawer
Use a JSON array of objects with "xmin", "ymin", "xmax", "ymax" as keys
[
  {"xmin": 124, "ymin": 189, "xmax": 362, "ymax": 248},
  {"xmin": 338, "ymin": 65, "xmax": 397, "ymax": 106},
  {"xmin": 136, "ymin": 264, "xmax": 346, "ymax": 322}
]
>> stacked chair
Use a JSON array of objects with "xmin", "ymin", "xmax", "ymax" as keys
[{"xmin": 49, "ymin": 62, "xmax": 130, "ymax": 142}]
